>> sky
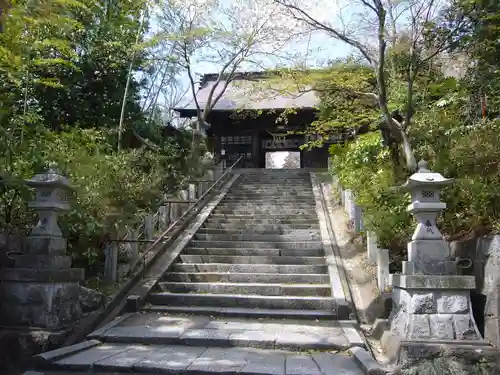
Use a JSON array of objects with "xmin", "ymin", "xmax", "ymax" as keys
[
  {"xmin": 149, "ymin": 1, "xmax": 359, "ymax": 164},
  {"xmin": 172, "ymin": 32, "xmax": 352, "ymax": 108},
  {"xmin": 150, "ymin": 0, "xmax": 357, "ymax": 112}
]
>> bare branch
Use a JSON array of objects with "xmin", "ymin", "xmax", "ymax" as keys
[{"xmin": 274, "ymin": 0, "xmax": 374, "ymax": 64}]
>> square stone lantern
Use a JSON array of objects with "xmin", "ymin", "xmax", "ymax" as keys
[
  {"xmin": 402, "ymin": 160, "xmax": 454, "ymax": 274},
  {"xmin": 0, "ymin": 163, "xmax": 84, "ymax": 330},
  {"xmin": 382, "ymin": 160, "xmax": 490, "ymax": 363}
]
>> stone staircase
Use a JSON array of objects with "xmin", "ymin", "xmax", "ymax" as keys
[
  {"xmin": 146, "ymin": 170, "xmax": 336, "ymax": 319},
  {"xmin": 35, "ymin": 170, "xmax": 366, "ymax": 375}
]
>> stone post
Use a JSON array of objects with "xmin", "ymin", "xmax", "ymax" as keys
[
  {"xmin": 382, "ymin": 160, "xmax": 488, "ymax": 363},
  {"xmin": 367, "ymin": 231, "xmax": 378, "ymax": 265},
  {"xmin": 104, "ymin": 241, "xmax": 118, "ymax": 283},
  {"xmin": 158, "ymin": 205, "xmax": 167, "ymax": 232},
  {"xmin": 144, "ymin": 215, "xmax": 154, "ymax": 240},
  {"xmin": 354, "ymin": 205, "xmax": 363, "ymax": 233},
  {"xmin": 377, "ymin": 249, "xmax": 389, "ymax": 292},
  {"xmin": 0, "ymin": 163, "xmax": 84, "ymax": 329},
  {"xmin": 188, "ymin": 183, "xmax": 196, "ymax": 202}
]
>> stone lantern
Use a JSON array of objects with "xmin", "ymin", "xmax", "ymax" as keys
[
  {"xmin": 382, "ymin": 160, "xmax": 489, "ymax": 363},
  {"xmin": 23, "ymin": 162, "xmax": 74, "ymax": 259},
  {"xmin": 0, "ymin": 163, "xmax": 83, "ymax": 330},
  {"xmin": 402, "ymin": 160, "xmax": 454, "ymax": 273}
]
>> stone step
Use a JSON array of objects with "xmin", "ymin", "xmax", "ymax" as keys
[
  {"xmin": 86, "ymin": 315, "xmax": 353, "ymax": 353},
  {"xmin": 231, "ymin": 188, "xmax": 312, "ymax": 193},
  {"xmin": 44, "ymin": 342, "xmax": 364, "ymax": 374},
  {"xmin": 206, "ymin": 217, "xmax": 319, "ymax": 225},
  {"xmin": 209, "ymin": 213, "xmax": 319, "ymax": 220},
  {"xmin": 196, "ymin": 228, "xmax": 321, "ymax": 236},
  {"xmin": 222, "ymin": 200, "xmax": 314, "ymax": 205},
  {"xmin": 202, "ymin": 223, "xmax": 319, "ymax": 231},
  {"xmin": 148, "ymin": 292, "xmax": 335, "ymax": 310},
  {"xmin": 215, "ymin": 209, "xmax": 315, "ymax": 215},
  {"xmin": 227, "ymin": 194, "xmax": 313, "ymax": 199},
  {"xmin": 193, "ymin": 232, "xmax": 321, "ymax": 242},
  {"xmin": 229, "ymin": 188, "xmax": 313, "ymax": 192},
  {"xmin": 189, "ymin": 240, "xmax": 324, "ymax": 249},
  {"xmin": 213, "ymin": 208, "xmax": 316, "ymax": 215},
  {"xmin": 236, "ymin": 178, "xmax": 309, "ymax": 181},
  {"xmin": 183, "ymin": 247, "xmax": 324, "ymax": 257},
  {"xmin": 172, "ymin": 263, "xmax": 327, "ymax": 274},
  {"xmin": 233, "ymin": 188, "xmax": 311, "ymax": 191},
  {"xmin": 214, "ymin": 204, "xmax": 316, "ymax": 216},
  {"xmin": 237, "ymin": 178, "xmax": 310, "ymax": 181},
  {"xmin": 178, "ymin": 254, "xmax": 326, "ymax": 265},
  {"xmin": 217, "ymin": 203, "xmax": 315, "ymax": 209},
  {"xmin": 157, "ymin": 282, "xmax": 331, "ymax": 297},
  {"xmin": 163, "ymin": 272, "xmax": 330, "ymax": 284},
  {"xmin": 211, "ymin": 211, "xmax": 316, "ymax": 217},
  {"xmin": 143, "ymin": 305, "xmax": 337, "ymax": 320},
  {"xmin": 222, "ymin": 198, "xmax": 315, "ymax": 203},
  {"xmin": 228, "ymin": 194, "xmax": 312, "ymax": 198}
]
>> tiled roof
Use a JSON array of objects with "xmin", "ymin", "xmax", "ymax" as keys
[{"xmin": 174, "ymin": 72, "xmax": 319, "ymax": 116}]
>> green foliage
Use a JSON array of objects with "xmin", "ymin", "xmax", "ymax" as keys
[
  {"xmin": 0, "ymin": 0, "xmax": 201, "ymax": 278},
  {"xmin": 329, "ymin": 132, "xmax": 413, "ymax": 252},
  {"xmin": 0, "ymin": 123, "xmax": 196, "ymax": 274},
  {"xmin": 319, "ymin": 4, "xmax": 500, "ymax": 260},
  {"xmin": 329, "ymin": 73, "xmax": 500, "ymax": 259},
  {"xmin": 251, "ymin": 64, "xmax": 379, "ymax": 150},
  {"xmin": 0, "ymin": 0, "xmax": 149, "ymax": 133}
]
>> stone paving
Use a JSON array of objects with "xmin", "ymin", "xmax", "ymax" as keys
[
  {"xmin": 88, "ymin": 312, "xmax": 356, "ymax": 350},
  {"xmin": 48, "ymin": 343, "xmax": 363, "ymax": 375}
]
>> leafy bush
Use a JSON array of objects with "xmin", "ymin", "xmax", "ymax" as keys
[
  {"xmin": 329, "ymin": 78, "xmax": 500, "ymax": 266},
  {"xmin": 0, "ymin": 124, "xmax": 195, "ymax": 275},
  {"xmin": 329, "ymin": 132, "xmax": 413, "ymax": 255}
]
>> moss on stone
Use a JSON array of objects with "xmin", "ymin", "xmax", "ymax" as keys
[{"xmin": 391, "ymin": 354, "xmax": 500, "ymax": 375}]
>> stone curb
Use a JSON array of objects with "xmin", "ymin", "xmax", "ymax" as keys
[
  {"xmin": 62, "ymin": 174, "xmax": 240, "ymax": 347},
  {"xmin": 350, "ymin": 346, "xmax": 389, "ymax": 375},
  {"xmin": 310, "ymin": 173, "xmax": 351, "ymax": 319},
  {"xmin": 86, "ymin": 313, "xmax": 134, "ymax": 339},
  {"xmin": 339, "ymin": 320, "xmax": 366, "ymax": 348},
  {"xmin": 33, "ymin": 339, "xmax": 101, "ymax": 365},
  {"xmin": 125, "ymin": 173, "xmax": 241, "ymax": 310}
]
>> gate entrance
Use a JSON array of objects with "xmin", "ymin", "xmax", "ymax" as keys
[{"xmin": 265, "ymin": 151, "xmax": 301, "ymax": 169}]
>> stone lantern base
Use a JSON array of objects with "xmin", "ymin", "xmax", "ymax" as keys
[
  {"xmin": 0, "ymin": 267, "xmax": 84, "ymax": 330},
  {"xmin": 381, "ymin": 274, "xmax": 491, "ymax": 363}
]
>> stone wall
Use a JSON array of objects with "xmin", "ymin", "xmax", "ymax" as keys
[
  {"xmin": 0, "ymin": 233, "xmax": 22, "ymax": 268},
  {"xmin": 451, "ymin": 235, "xmax": 500, "ymax": 348}
]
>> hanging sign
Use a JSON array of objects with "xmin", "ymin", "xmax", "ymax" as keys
[{"xmin": 262, "ymin": 138, "xmax": 301, "ymax": 149}]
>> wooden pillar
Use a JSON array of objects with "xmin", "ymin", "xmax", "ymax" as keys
[
  {"xmin": 302, "ymin": 134, "xmax": 309, "ymax": 168},
  {"xmin": 252, "ymin": 130, "xmax": 260, "ymax": 168}
]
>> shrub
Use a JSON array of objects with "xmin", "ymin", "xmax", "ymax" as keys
[
  {"xmin": 330, "ymin": 109, "xmax": 500, "ymax": 267},
  {"xmin": 0, "ymin": 124, "xmax": 194, "ymax": 275}
]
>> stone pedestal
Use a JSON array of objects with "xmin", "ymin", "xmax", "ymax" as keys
[
  {"xmin": 382, "ymin": 161, "xmax": 489, "ymax": 363},
  {"xmin": 0, "ymin": 165, "xmax": 83, "ymax": 330},
  {"xmin": 389, "ymin": 274, "xmax": 480, "ymax": 341}
]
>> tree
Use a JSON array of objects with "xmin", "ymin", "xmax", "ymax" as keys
[
  {"xmin": 0, "ymin": 0, "xmax": 151, "ymax": 145},
  {"xmin": 274, "ymin": 0, "xmax": 470, "ymax": 173},
  {"xmin": 155, "ymin": 0, "xmax": 303, "ymax": 138},
  {"xmin": 265, "ymin": 152, "xmax": 277, "ymax": 168},
  {"xmin": 442, "ymin": 0, "xmax": 500, "ymax": 121},
  {"xmin": 282, "ymin": 152, "xmax": 300, "ymax": 168}
]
